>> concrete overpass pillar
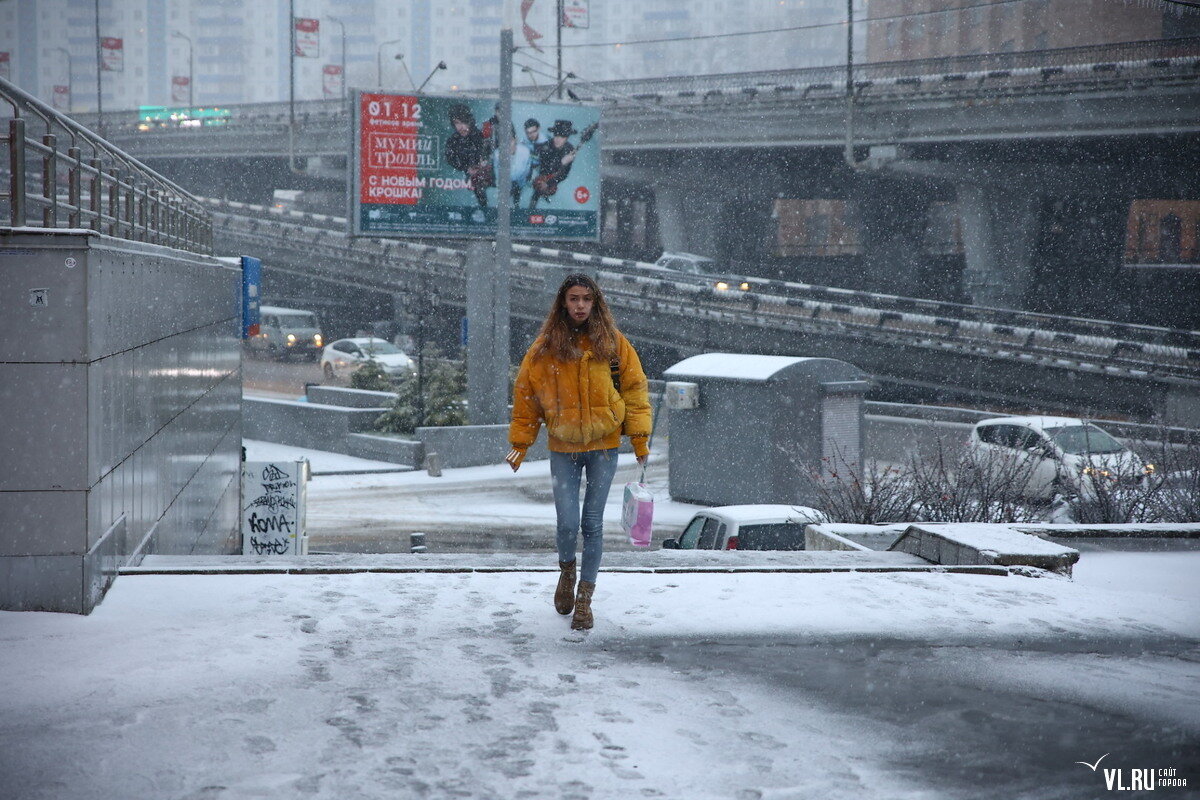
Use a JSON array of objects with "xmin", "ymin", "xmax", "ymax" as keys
[
  {"xmin": 854, "ymin": 179, "xmax": 930, "ymax": 296},
  {"xmin": 656, "ymin": 185, "xmax": 688, "ymax": 253},
  {"xmin": 653, "ymin": 183, "xmax": 726, "ymax": 257},
  {"xmin": 957, "ymin": 182, "xmax": 1041, "ymax": 310}
]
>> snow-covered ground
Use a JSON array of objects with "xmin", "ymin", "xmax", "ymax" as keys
[
  {"xmin": 244, "ymin": 439, "xmax": 707, "ymax": 553},
  {"xmin": 2, "ymin": 441, "xmax": 1198, "ymax": 799},
  {"xmin": 2, "ymin": 567, "xmax": 1198, "ymax": 800}
]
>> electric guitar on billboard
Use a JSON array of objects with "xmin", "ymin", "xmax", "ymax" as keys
[{"xmin": 532, "ymin": 121, "xmax": 599, "ymax": 199}]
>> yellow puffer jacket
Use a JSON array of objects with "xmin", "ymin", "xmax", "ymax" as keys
[{"xmin": 509, "ymin": 331, "xmax": 652, "ymax": 457}]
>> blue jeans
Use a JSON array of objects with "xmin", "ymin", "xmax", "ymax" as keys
[{"xmin": 550, "ymin": 448, "xmax": 618, "ymax": 584}]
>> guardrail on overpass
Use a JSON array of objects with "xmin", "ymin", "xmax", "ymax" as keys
[
  {"xmin": 201, "ymin": 197, "xmax": 1200, "ymax": 422},
  {"xmin": 71, "ymin": 37, "xmax": 1200, "ymax": 149}
]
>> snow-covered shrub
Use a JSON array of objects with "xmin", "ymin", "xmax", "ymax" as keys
[
  {"xmin": 800, "ymin": 443, "xmax": 918, "ymax": 524},
  {"xmin": 907, "ymin": 434, "xmax": 1043, "ymax": 524},
  {"xmin": 350, "ymin": 359, "xmax": 395, "ymax": 392}
]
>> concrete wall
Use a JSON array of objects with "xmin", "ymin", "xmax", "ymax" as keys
[
  {"xmin": 242, "ymin": 397, "xmax": 385, "ymax": 453},
  {"xmin": 0, "ymin": 231, "xmax": 242, "ymax": 613}
]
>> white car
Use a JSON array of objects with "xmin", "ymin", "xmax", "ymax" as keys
[
  {"xmin": 320, "ymin": 337, "xmax": 416, "ymax": 382},
  {"xmin": 968, "ymin": 416, "xmax": 1152, "ymax": 500},
  {"xmin": 654, "ymin": 251, "xmax": 751, "ymax": 292},
  {"xmin": 662, "ymin": 505, "xmax": 829, "ymax": 551}
]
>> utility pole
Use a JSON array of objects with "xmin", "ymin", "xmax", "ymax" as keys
[
  {"xmin": 93, "ymin": 0, "xmax": 103, "ymax": 136},
  {"xmin": 467, "ymin": 26, "xmax": 514, "ymax": 424},
  {"xmin": 556, "ymin": 0, "xmax": 564, "ymax": 99},
  {"xmin": 328, "ymin": 17, "xmax": 346, "ymax": 99},
  {"xmin": 496, "ymin": 25, "xmax": 513, "ymax": 421},
  {"xmin": 289, "ymin": 0, "xmax": 295, "ymax": 131},
  {"xmin": 53, "ymin": 47, "xmax": 72, "ymax": 112}
]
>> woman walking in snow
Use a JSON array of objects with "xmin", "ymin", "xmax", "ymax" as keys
[{"xmin": 506, "ymin": 273, "xmax": 652, "ymax": 631}]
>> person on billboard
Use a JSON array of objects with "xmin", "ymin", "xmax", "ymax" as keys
[
  {"xmin": 529, "ymin": 119, "xmax": 598, "ymax": 209},
  {"xmin": 492, "ymin": 123, "xmax": 535, "ymax": 207},
  {"xmin": 505, "ymin": 273, "xmax": 652, "ymax": 632},
  {"xmin": 521, "ymin": 117, "xmax": 548, "ymax": 158},
  {"xmin": 444, "ymin": 103, "xmax": 494, "ymax": 208}
]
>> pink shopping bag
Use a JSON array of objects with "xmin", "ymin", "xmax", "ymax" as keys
[{"xmin": 622, "ymin": 481, "xmax": 654, "ymax": 547}]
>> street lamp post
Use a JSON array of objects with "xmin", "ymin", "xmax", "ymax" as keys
[
  {"xmin": 171, "ymin": 30, "xmax": 193, "ymax": 106},
  {"xmin": 415, "ymin": 60, "xmax": 447, "ymax": 94},
  {"xmin": 53, "ymin": 47, "xmax": 72, "ymax": 112},
  {"xmin": 376, "ymin": 38, "xmax": 403, "ymax": 86},
  {"xmin": 93, "ymin": 0, "xmax": 103, "ymax": 135},
  {"xmin": 327, "ymin": 17, "xmax": 346, "ymax": 99}
]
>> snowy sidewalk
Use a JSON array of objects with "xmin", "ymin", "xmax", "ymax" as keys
[{"xmin": 2, "ymin": 568, "xmax": 1198, "ymax": 800}]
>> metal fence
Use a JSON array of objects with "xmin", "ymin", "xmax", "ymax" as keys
[{"xmin": 0, "ymin": 76, "xmax": 212, "ymax": 254}]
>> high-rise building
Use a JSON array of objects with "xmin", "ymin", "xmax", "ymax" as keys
[{"xmin": 864, "ymin": 0, "xmax": 1200, "ymax": 63}]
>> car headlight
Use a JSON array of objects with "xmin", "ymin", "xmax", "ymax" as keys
[
  {"xmin": 287, "ymin": 333, "xmax": 297, "ymax": 343},
  {"xmin": 739, "ymin": 282, "xmax": 750, "ymax": 291},
  {"xmin": 313, "ymin": 334, "xmax": 323, "ymax": 347},
  {"xmin": 1144, "ymin": 463, "xmax": 1156, "ymax": 474},
  {"xmin": 715, "ymin": 281, "xmax": 730, "ymax": 291}
]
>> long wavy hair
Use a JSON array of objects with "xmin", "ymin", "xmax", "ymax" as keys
[{"xmin": 536, "ymin": 273, "xmax": 619, "ymax": 362}]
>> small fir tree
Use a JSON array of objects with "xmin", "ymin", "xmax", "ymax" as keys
[
  {"xmin": 350, "ymin": 359, "xmax": 396, "ymax": 392},
  {"xmin": 423, "ymin": 358, "xmax": 468, "ymax": 427},
  {"xmin": 374, "ymin": 375, "xmax": 421, "ymax": 434}
]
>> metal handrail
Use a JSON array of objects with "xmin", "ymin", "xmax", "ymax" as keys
[{"xmin": 0, "ymin": 75, "xmax": 212, "ymax": 254}]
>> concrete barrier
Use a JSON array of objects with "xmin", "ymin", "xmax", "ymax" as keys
[
  {"xmin": 889, "ymin": 523, "xmax": 1080, "ymax": 574},
  {"xmin": 343, "ymin": 433, "xmax": 423, "ymax": 466},
  {"xmin": 243, "ymin": 397, "xmax": 385, "ymax": 452},
  {"xmin": 306, "ymin": 385, "xmax": 397, "ymax": 408}
]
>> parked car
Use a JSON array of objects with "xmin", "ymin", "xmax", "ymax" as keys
[
  {"xmin": 661, "ymin": 505, "xmax": 829, "ymax": 551},
  {"xmin": 248, "ymin": 305, "xmax": 324, "ymax": 360},
  {"xmin": 968, "ymin": 416, "xmax": 1152, "ymax": 500},
  {"xmin": 654, "ymin": 251, "xmax": 751, "ymax": 292},
  {"xmin": 320, "ymin": 337, "xmax": 417, "ymax": 382}
]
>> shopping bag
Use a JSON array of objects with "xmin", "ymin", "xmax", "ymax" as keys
[{"xmin": 622, "ymin": 481, "xmax": 654, "ymax": 547}]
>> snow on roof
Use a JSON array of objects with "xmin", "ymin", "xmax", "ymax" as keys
[
  {"xmin": 896, "ymin": 523, "xmax": 1078, "ymax": 557},
  {"xmin": 664, "ymin": 353, "xmax": 816, "ymax": 381},
  {"xmin": 705, "ymin": 504, "xmax": 827, "ymax": 524},
  {"xmin": 976, "ymin": 415, "xmax": 1098, "ymax": 430},
  {"xmin": 259, "ymin": 304, "xmax": 317, "ymax": 314}
]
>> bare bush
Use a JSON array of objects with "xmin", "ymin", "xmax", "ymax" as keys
[
  {"xmin": 1066, "ymin": 451, "xmax": 1164, "ymax": 524},
  {"xmin": 798, "ymin": 444, "xmax": 918, "ymax": 525},
  {"xmin": 1122, "ymin": 434, "xmax": 1200, "ymax": 523},
  {"xmin": 907, "ymin": 433, "xmax": 1043, "ymax": 523}
]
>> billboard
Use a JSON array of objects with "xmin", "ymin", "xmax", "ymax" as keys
[
  {"xmin": 171, "ymin": 75, "xmax": 190, "ymax": 103},
  {"xmin": 100, "ymin": 38, "xmax": 123, "ymax": 72},
  {"xmin": 564, "ymin": 0, "xmax": 590, "ymax": 28},
  {"xmin": 351, "ymin": 92, "xmax": 600, "ymax": 241},
  {"xmin": 294, "ymin": 19, "xmax": 319, "ymax": 58},
  {"xmin": 323, "ymin": 64, "xmax": 343, "ymax": 98}
]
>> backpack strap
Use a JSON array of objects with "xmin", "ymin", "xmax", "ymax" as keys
[{"xmin": 610, "ymin": 358, "xmax": 621, "ymax": 393}]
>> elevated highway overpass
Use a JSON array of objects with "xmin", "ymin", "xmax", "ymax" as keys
[
  {"xmin": 79, "ymin": 37, "xmax": 1200, "ymax": 321},
  {"xmin": 202, "ymin": 197, "xmax": 1200, "ymax": 426},
  {"xmin": 85, "ymin": 38, "xmax": 1200, "ymax": 158}
]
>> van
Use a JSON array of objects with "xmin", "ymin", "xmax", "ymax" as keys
[{"xmin": 247, "ymin": 305, "xmax": 324, "ymax": 360}]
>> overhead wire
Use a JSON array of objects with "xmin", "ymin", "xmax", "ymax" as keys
[{"xmin": 512, "ymin": 56, "xmax": 717, "ymax": 122}]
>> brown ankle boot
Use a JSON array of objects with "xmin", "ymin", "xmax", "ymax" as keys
[
  {"xmin": 554, "ymin": 560, "xmax": 576, "ymax": 615},
  {"xmin": 571, "ymin": 580, "xmax": 595, "ymax": 630}
]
